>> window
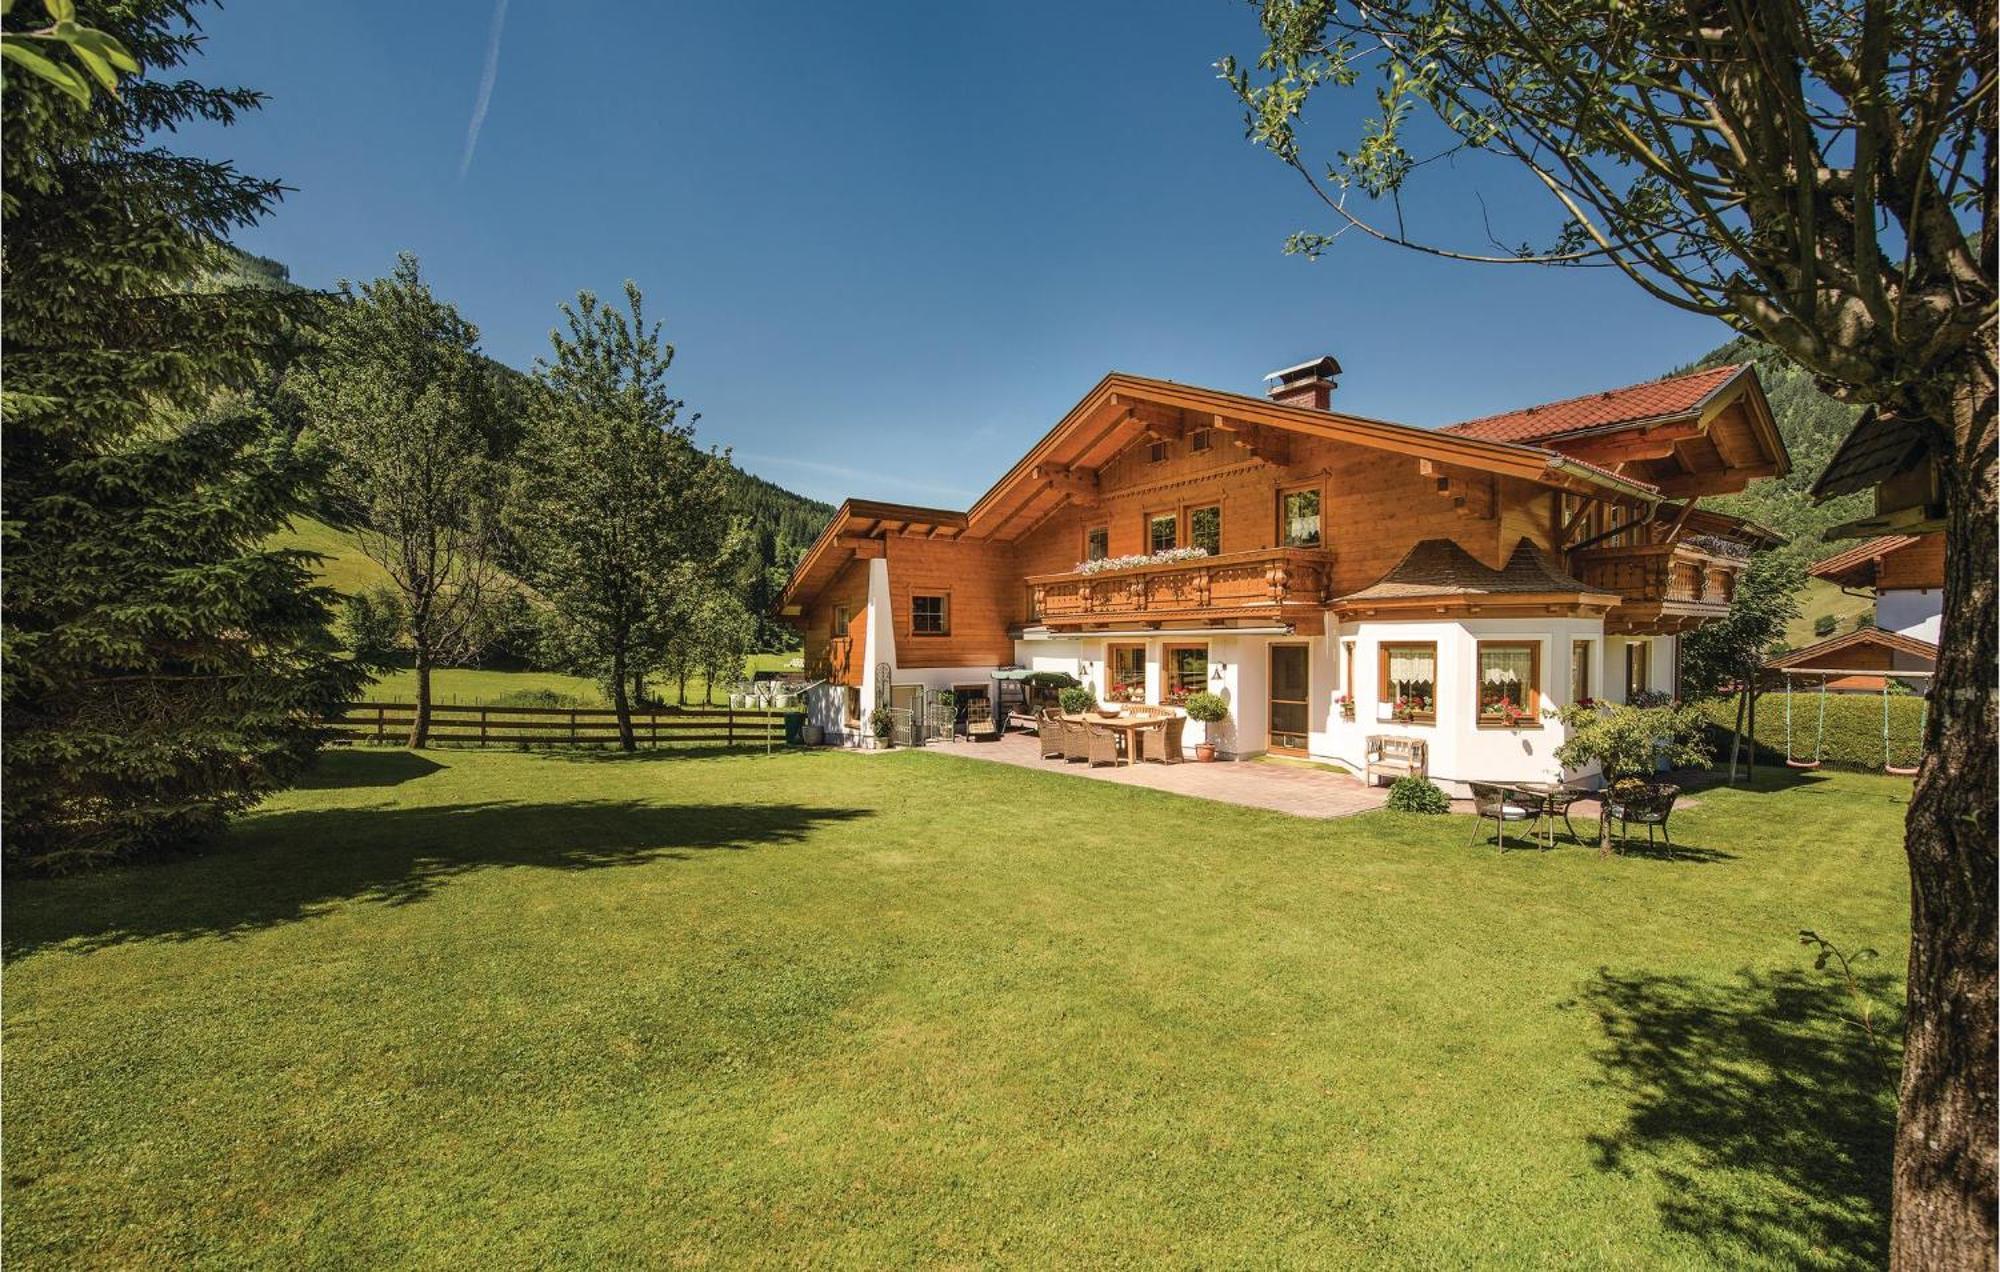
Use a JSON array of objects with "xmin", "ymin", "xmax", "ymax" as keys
[
  {"xmin": 1281, "ymin": 487, "xmax": 1322, "ymax": 548},
  {"xmin": 1164, "ymin": 644, "xmax": 1208, "ymax": 700},
  {"xmin": 1148, "ymin": 512, "xmax": 1178, "ymax": 553},
  {"xmin": 1378, "ymin": 642, "xmax": 1437, "ymax": 722},
  {"xmin": 1085, "ymin": 526, "xmax": 1109, "ymax": 562},
  {"xmin": 1190, "ymin": 428, "xmax": 1213, "ymax": 452},
  {"xmin": 832, "ymin": 603, "xmax": 851, "ymax": 632},
  {"xmin": 1108, "ymin": 643, "xmax": 1147, "ymax": 702},
  {"xmin": 912, "ymin": 593, "xmax": 949, "ymax": 636},
  {"xmin": 1625, "ymin": 640, "xmax": 1651, "ymax": 698},
  {"xmin": 1148, "ymin": 440, "xmax": 1168, "ymax": 463},
  {"xmin": 1477, "ymin": 641, "xmax": 1541, "ymax": 726},
  {"xmin": 1570, "ymin": 640, "xmax": 1592, "ymax": 704},
  {"xmin": 1189, "ymin": 504, "xmax": 1221, "ymax": 555}
]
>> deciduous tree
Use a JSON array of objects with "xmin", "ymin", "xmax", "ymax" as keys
[
  {"xmin": 1224, "ymin": 3, "xmax": 1994, "ymax": 1259},
  {"xmin": 292, "ymin": 255, "xmax": 508, "ymax": 747}
]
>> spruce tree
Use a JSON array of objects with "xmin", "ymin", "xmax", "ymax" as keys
[
  {"xmin": 513, "ymin": 284, "xmax": 729, "ymax": 749},
  {"xmin": 1, "ymin": 1, "xmax": 366, "ymax": 871}
]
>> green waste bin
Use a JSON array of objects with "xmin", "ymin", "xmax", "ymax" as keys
[{"xmin": 783, "ymin": 711, "xmax": 805, "ymax": 747}]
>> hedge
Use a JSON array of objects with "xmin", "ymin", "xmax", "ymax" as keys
[{"xmin": 1698, "ymin": 691, "xmax": 1927, "ymax": 773}]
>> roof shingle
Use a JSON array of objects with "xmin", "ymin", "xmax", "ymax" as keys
[{"xmin": 1442, "ymin": 365, "xmax": 1742, "ymax": 444}]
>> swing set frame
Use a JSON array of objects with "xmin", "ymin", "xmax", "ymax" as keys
[{"xmin": 1725, "ymin": 666, "xmax": 1932, "ymax": 782}]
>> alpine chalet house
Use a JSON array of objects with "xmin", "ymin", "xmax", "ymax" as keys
[{"xmin": 778, "ymin": 357, "xmax": 1788, "ymax": 792}]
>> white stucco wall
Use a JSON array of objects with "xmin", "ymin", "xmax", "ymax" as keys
[
  {"xmin": 1016, "ymin": 617, "xmax": 1636, "ymax": 790},
  {"xmin": 1877, "ymin": 587, "xmax": 1943, "ymax": 645}
]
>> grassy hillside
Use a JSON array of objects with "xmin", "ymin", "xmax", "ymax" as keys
[
  {"xmin": 270, "ymin": 515, "xmax": 393, "ymax": 596},
  {"xmin": 1784, "ymin": 578, "xmax": 1875, "ymax": 649}
]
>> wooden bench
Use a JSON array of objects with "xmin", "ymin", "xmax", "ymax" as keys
[{"xmin": 1365, "ymin": 735, "xmax": 1429, "ymax": 787}]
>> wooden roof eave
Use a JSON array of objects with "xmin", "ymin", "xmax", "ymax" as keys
[
  {"xmin": 777, "ymin": 497, "xmax": 969, "ymax": 615},
  {"xmin": 1329, "ymin": 590, "xmax": 1623, "ymax": 620},
  {"xmin": 963, "ymin": 373, "xmax": 1662, "ymax": 539}
]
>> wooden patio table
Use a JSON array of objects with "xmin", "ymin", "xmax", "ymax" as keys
[{"xmin": 1060, "ymin": 710, "xmax": 1167, "ymax": 766}]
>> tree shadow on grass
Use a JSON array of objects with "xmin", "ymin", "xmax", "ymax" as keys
[
  {"xmin": 5, "ymin": 794, "xmax": 871, "ymax": 960},
  {"xmin": 294, "ymin": 749, "xmax": 446, "ymax": 788},
  {"xmin": 1582, "ymin": 966, "xmax": 1900, "ymax": 1269}
]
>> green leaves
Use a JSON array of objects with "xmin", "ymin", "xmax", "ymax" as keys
[{"xmin": 1, "ymin": 0, "xmax": 139, "ymax": 104}]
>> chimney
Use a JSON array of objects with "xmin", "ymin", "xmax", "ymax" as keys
[{"xmin": 1264, "ymin": 355, "xmax": 1342, "ymax": 410}]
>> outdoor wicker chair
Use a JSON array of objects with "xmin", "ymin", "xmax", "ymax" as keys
[
  {"xmin": 1061, "ymin": 717, "xmax": 1091, "ymax": 763},
  {"xmin": 1607, "ymin": 782, "xmax": 1681, "ymax": 856},
  {"xmin": 1086, "ymin": 723, "xmax": 1122, "ymax": 767},
  {"xmin": 1467, "ymin": 782, "xmax": 1538, "ymax": 851},
  {"xmin": 1131, "ymin": 719, "xmax": 1168, "ymax": 763},
  {"xmin": 1160, "ymin": 714, "xmax": 1186, "ymax": 763},
  {"xmin": 1039, "ymin": 709, "xmax": 1065, "ymax": 760}
]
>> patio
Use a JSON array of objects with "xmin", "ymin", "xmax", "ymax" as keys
[{"xmin": 929, "ymin": 728, "xmax": 1390, "ymax": 819}]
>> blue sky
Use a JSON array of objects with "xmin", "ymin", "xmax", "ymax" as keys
[{"xmin": 181, "ymin": 1, "xmax": 1736, "ymax": 507}]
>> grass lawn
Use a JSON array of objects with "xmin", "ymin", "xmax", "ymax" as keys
[{"xmin": 5, "ymin": 750, "xmax": 1910, "ymax": 1267}]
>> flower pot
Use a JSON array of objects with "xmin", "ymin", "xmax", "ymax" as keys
[{"xmin": 1195, "ymin": 742, "xmax": 1217, "ymax": 762}]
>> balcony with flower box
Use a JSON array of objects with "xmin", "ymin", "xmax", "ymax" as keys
[{"xmin": 1023, "ymin": 546, "xmax": 1336, "ymax": 635}]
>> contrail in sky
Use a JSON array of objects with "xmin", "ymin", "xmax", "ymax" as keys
[{"xmin": 459, "ymin": 0, "xmax": 509, "ymax": 179}]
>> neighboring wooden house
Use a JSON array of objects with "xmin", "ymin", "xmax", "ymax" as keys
[
  {"xmin": 779, "ymin": 357, "xmax": 1790, "ymax": 791},
  {"xmin": 1752, "ymin": 533, "xmax": 1946, "ymax": 694},
  {"xmin": 1809, "ymin": 533, "xmax": 1946, "ymax": 646}
]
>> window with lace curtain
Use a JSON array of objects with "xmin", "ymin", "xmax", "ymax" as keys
[
  {"xmin": 1377, "ymin": 642, "xmax": 1436, "ymax": 722},
  {"xmin": 1477, "ymin": 641, "xmax": 1541, "ymax": 726}
]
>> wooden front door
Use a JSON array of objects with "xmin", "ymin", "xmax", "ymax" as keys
[{"xmin": 1269, "ymin": 644, "xmax": 1310, "ymax": 755}]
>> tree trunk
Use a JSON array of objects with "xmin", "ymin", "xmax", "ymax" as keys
[
  {"xmin": 1891, "ymin": 372, "xmax": 1997, "ymax": 1271},
  {"xmin": 677, "ymin": 672, "xmax": 688, "ymax": 705},
  {"xmin": 610, "ymin": 647, "xmax": 635, "ymax": 752},
  {"xmin": 631, "ymin": 670, "xmax": 646, "ymax": 709},
  {"xmin": 409, "ymin": 647, "xmax": 432, "ymax": 749}
]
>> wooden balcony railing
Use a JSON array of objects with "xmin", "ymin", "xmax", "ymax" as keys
[
  {"xmin": 1569, "ymin": 541, "xmax": 1746, "ymax": 633},
  {"xmin": 1026, "ymin": 547, "xmax": 1334, "ymax": 631}
]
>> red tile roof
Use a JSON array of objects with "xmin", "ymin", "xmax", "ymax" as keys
[{"xmin": 1443, "ymin": 364, "xmax": 1744, "ymax": 444}]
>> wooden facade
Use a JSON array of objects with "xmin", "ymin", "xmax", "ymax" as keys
[{"xmin": 781, "ymin": 367, "xmax": 1789, "ymax": 665}]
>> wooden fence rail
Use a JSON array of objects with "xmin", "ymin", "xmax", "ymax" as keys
[{"xmin": 327, "ymin": 702, "xmax": 798, "ymax": 749}]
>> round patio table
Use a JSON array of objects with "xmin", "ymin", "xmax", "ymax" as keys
[{"xmin": 1507, "ymin": 781, "xmax": 1587, "ymax": 848}]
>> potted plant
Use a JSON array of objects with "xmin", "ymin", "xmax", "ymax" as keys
[
  {"xmin": 1057, "ymin": 685, "xmax": 1097, "ymax": 716},
  {"xmin": 1392, "ymin": 694, "xmax": 1429, "ymax": 723},
  {"xmin": 868, "ymin": 705, "xmax": 896, "ymax": 748},
  {"xmin": 1182, "ymin": 691, "xmax": 1228, "ymax": 761},
  {"xmin": 1334, "ymin": 692, "xmax": 1355, "ymax": 722}
]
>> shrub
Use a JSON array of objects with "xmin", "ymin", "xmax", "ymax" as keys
[
  {"xmin": 1386, "ymin": 776, "xmax": 1450, "ymax": 814},
  {"xmin": 1182, "ymin": 691, "xmax": 1228, "ymax": 723},
  {"xmin": 1058, "ymin": 686, "xmax": 1097, "ymax": 714},
  {"xmin": 1813, "ymin": 613, "xmax": 1838, "ymax": 638},
  {"xmin": 340, "ymin": 584, "xmax": 405, "ymax": 665},
  {"xmin": 1698, "ymin": 691, "xmax": 1927, "ymax": 772},
  {"xmin": 1549, "ymin": 699, "xmax": 1712, "ymax": 780},
  {"xmin": 491, "ymin": 688, "xmax": 583, "ymax": 709}
]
